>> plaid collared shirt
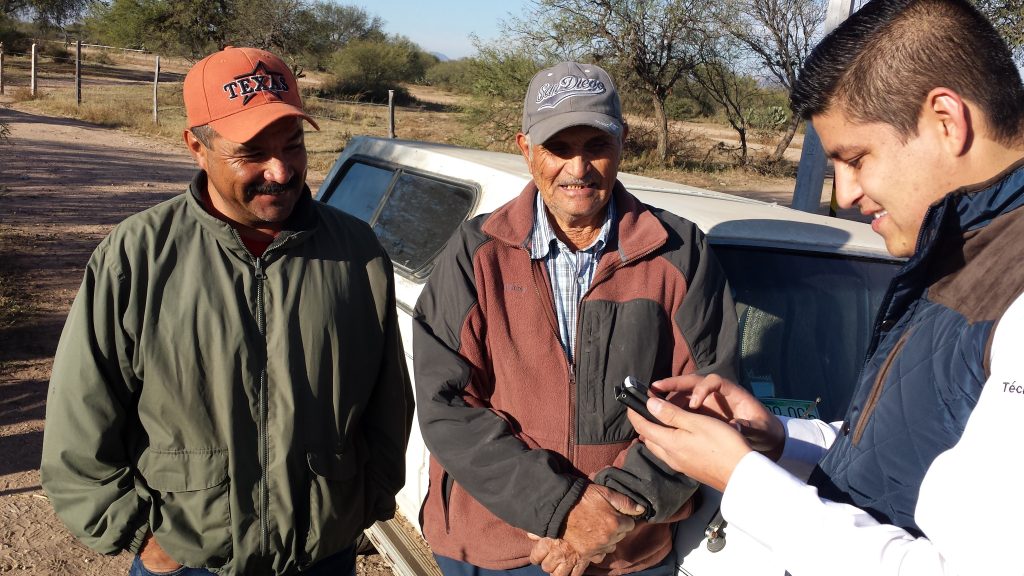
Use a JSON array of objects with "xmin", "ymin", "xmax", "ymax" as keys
[{"xmin": 530, "ymin": 191, "xmax": 616, "ymax": 364}]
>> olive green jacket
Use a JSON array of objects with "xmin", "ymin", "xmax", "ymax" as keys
[{"xmin": 40, "ymin": 172, "xmax": 413, "ymax": 575}]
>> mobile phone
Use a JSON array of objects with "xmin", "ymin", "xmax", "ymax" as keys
[{"xmin": 614, "ymin": 376, "xmax": 663, "ymax": 424}]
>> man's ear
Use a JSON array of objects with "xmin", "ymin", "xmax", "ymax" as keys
[
  {"xmin": 924, "ymin": 87, "xmax": 971, "ymax": 157},
  {"xmin": 515, "ymin": 132, "xmax": 532, "ymax": 162},
  {"xmin": 183, "ymin": 129, "xmax": 209, "ymax": 171}
]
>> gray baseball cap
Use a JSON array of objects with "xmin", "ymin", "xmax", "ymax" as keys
[{"xmin": 521, "ymin": 61, "xmax": 623, "ymax": 145}]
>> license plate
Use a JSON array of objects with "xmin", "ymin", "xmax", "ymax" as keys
[{"xmin": 760, "ymin": 397, "xmax": 819, "ymax": 419}]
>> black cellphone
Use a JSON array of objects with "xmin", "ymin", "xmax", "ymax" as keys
[{"xmin": 614, "ymin": 376, "xmax": 663, "ymax": 424}]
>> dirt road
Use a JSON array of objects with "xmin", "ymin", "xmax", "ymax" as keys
[{"xmin": 0, "ymin": 106, "xmax": 196, "ymax": 574}]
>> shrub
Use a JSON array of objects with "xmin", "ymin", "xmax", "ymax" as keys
[
  {"xmin": 10, "ymin": 87, "xmax": 42, "ymax": 102},
  {"xmin": 621, "ymin": 118, "xmax": 702, "ymax": 170},
  {"xmin": 89, "ymin": 50, "xmax": 115, "ymax": 66},
  {"xmin": 424, "ymin": 59, "xmax": 475, "ymax": 92},
  {"xmin": 747, "ymin": 105, "xmax": 789, "ymax": 131},
  {"xmin": 323, "ymin": 36, "xmax": 433, "ymax": 103},
  {"xmin": 0, "ymin": 14, "xmax": 30, "ymax": 53},
  {"xmin": 454, "ymin": 43, "xmax": 543, "ymax": 150},
  {"xmin": 41, "ymin": 43, "xmax": 72, "ymax": 63}
]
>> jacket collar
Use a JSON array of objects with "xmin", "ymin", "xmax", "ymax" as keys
[
  {"xmin": 910, "ymin": 157, "xmax": 1024, "ymax": 269},
  {"xmin": 482, "ymin": 179, "xmax": 668, "ymax": 264},
  {"xmin": 186, "ymin": 170, "xmax": 318, "ymax": 255}
]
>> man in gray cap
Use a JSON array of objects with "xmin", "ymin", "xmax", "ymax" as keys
[{"xmin": 413, "ymin": 62, "xmax": 739, "ymax": 576}]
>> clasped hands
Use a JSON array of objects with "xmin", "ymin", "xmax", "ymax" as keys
[{"xmin": 527, "ymin": 483, "xmax": 645, "ymax": 576}]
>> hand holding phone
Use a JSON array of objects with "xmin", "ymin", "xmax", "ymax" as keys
[{"xmin": 614, "ymin": 376, "xmax": 663, "ymax": 424}]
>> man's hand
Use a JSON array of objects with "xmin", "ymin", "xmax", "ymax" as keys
[
  {"xmin": 628, "ymin": 397, "xmax": 752, "ymax": 492},
  {"xmin": 527, "ymin": 484, "xmax": 644, "ymax": 576},
  {"xmin": 528, "ymin": 535, "xmax": 600, "ymax": 576},
  {"xmin": 653, "ymin": 374, "xmax": 785, "ymax": 459},
  {"xmin": 139, "ymin": 532, "xmax": 182, "ymax": 572},
  {"xmin": 563, "ymin": 483, "xmax": 644, "ymax": 557}
]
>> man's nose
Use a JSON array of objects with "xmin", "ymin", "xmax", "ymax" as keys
[
  {"xmin": 832, "ymin": 162, "xmax": 861, "ymax": 210},
  {"xmin": 566, "ymin": 154, "xmax": 590, "ymax": 179},
  {"xmin": 263, "ymin": 156, "xmax": 292, "ymax": 185}
]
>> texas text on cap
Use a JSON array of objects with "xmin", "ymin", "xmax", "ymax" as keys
[
  {"xmin": 184, "ymin": 46, "xmax": 319, "ymax": 144},
  {"xmin": 521, "ymin": 61, "xmax": 623, "ymax": 145}
]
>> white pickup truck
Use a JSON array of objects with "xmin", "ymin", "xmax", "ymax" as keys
[{"xmin": 315, "ymin": 136, "xmax": 900, "ymax": 576}]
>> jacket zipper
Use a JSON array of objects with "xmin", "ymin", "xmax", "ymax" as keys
[
  {"xmin": 254, "ymin": 256, "xmax": 270, "ymax": 556},
  {"xmin": 568, "ymin": 258, "xmax": 582, "ymax": 459},
  {"xmin": 528, "ymin": 257, "xmax": 574, "ymax": 455}
]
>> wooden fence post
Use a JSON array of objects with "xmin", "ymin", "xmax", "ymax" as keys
[
  {"xmin": 153, "ymin": 55, "xmax": 160, "ymax": 125},
  {"xmin": 76, "ymin": 39, "xmax": 82, "ymax": 106},
  {"xmin": 388, "ymin": 89, "xmax": 396, "ymax": 139},
  {"xmin": 31, "ymin": 43, "xmax": 37, "ymax": 96}
]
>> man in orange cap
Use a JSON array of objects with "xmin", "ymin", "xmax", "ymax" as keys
[{"xmin": 41, "ymin": 47, "xmax": 413, "ymax": 576}]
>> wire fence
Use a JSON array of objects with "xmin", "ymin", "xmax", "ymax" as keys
[
  {"xmin": 0, "ymin": 40, "xmax": 415, "ymax": 139},
  {"xmin": 0, "ymin": 41, "xmax": 179, "ymax": 98}
]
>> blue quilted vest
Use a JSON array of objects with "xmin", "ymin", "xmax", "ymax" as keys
[{"xmin": 809, "ymin": 161, "xmax": 1024, "ymax": 535}]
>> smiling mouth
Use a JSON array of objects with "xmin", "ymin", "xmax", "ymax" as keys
[
  {"xmin": 559, "ymin": 180, "xmax": 595, "ymax": 191},
  {"xmin": 873, "ymin": 210, "xmax": 888, "ymax": 220}
]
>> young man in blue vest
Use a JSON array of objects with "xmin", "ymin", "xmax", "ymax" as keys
[{"xmin": 625, "ymin": 0, "xmax": 1024, "ymax": 574}]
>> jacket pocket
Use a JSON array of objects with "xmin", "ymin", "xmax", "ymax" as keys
[
  {"xmin": 576, "ymin": 300, "xmax": 666, "ymax": 445},
  {"xmin": 305, "ymin": 450, "xmax": 367, "ymax": 559},
  {"xmin": 136, "ymin": 449, "xmax": 231, "ymax": 569},
  {"xmin": 440, "ymin": 470, "xmax": 455, "ymax": 533}
]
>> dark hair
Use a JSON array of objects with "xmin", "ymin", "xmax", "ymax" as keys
[
  {"xmin": 190, "ymin": 124, "xmax": 217, "ymax": 149},
  {"xmin": 791, "ymin": 0, "xmax": 1024, "ymax": 144}
]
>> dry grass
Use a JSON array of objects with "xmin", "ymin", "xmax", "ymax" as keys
[
  {"xmin": 5, "ymin": 60, "xmax": 801, "ymax": 182},
  {"xmin": 10, "ymin": 83, "xmax": 471, "ymax": 174},
  {"xmin": 0, "ymin": 269, "xmax": 24, "ymax": 330}
]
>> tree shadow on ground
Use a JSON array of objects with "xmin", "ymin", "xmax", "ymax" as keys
[{"xmin": 0, "ymin": 429, "xmax": 44, "ymax": 476}]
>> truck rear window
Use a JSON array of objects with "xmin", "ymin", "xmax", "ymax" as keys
[
  {"xmin": 714, "ymin": 246, "xmax": 898, "ymax": 421},
  {"xmin": 320, "ymin": 159, "xmax": 476, "ymax": 279}
]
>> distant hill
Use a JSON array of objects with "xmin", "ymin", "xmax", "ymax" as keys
[{"xmin": 430, "ymin": 52, "xmax": 450, "ymax": 62}]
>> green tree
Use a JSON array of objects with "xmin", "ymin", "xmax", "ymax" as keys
[
  {"xmin": 291, "ymin": 0, "xmax": 384, "ymax": 70},
  {"xmin": 2, "ymin": 0, "xmax": 88, "ymax": 28},
  {"xmin": 0, "ymin": 11, "xmax": 27, "ymax": 48},
  {"xmin": 225, "ymin": 0, "xmax": 303, "ymax": 53},
  {"xmin": 85, "ymin": 0, "xmax": 228, "ymax": 56},
  {"xmin": 688, "ymin": 35, "xmax": 764, "ymax": 164},
  {"xmin": 508, "ymin": 0, "xmax": 709, "ymax": 164},
  {"xmin": 972, "ymin": 0, "xmax": 1024, "ymax": 59},
  {"xmin": 84, "ymin": 0, "xmax": 164, "ymax": 50},
  {"xmin": 84, "ymin": 0, "xmax": 381, "ymax": 63}
]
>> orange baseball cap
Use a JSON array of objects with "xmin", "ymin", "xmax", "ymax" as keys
[{"xmin": 184, "ymin": 46, "xmax": 319, "ymax": 144}]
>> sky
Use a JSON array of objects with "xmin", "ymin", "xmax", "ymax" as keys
[{"xmin": 350, "ymin": 0, "xmax": 533, "ymax": 60}]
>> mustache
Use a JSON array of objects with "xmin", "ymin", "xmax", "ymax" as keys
[{"xmin": 244, "ymin": 173, "xmax": 303, "ymax": 201}]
